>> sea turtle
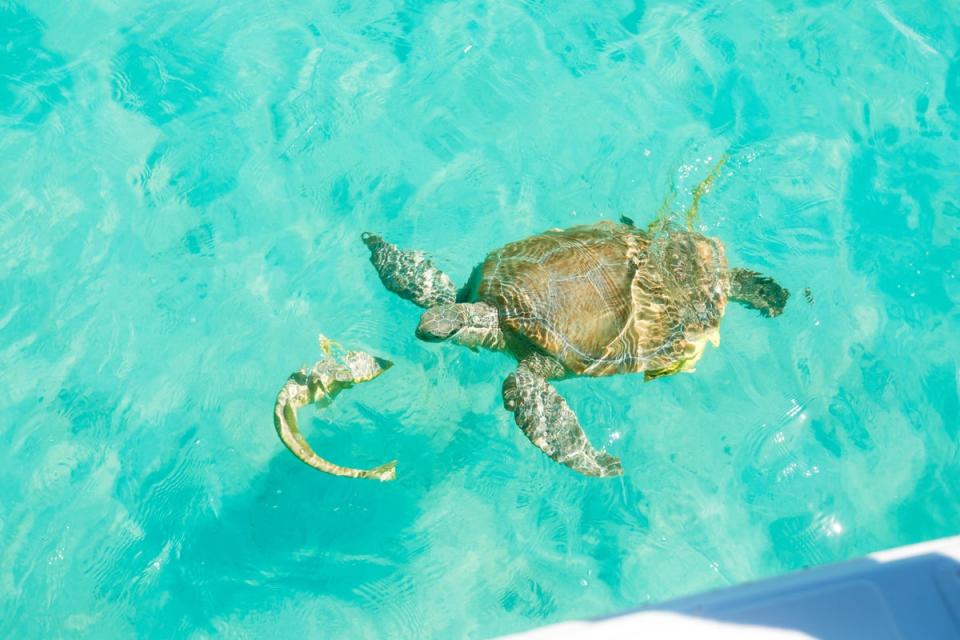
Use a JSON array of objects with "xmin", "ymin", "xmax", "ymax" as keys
[{"xmin": 355, "ymin": 214, "xmax": 788, "ymax": 478}]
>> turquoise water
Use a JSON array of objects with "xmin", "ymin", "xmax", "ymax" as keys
[{"xmin": 2, "ymin": 0, "xmax": 959, "ymax": 637}]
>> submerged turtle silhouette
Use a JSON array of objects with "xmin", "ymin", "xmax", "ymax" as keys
[{"xmin": 274, "ymin": 221, "xmax": 788, "ymax": 481}]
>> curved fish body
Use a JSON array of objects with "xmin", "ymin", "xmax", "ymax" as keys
[{"xmin": 273, "ymin": 337, "xmax": 397, "ymax": 481}]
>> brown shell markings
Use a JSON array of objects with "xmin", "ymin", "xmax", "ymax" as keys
[{"xmin": 473, "ymin": 221, "xmax": 729, "ymax": 377}]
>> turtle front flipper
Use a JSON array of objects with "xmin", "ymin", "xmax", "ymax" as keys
[
  {"xmin": 361, "ymin": 233, "xmax": 458, "ymax": 308},
  {"xmin": 729, "ymin": 268, "xmax": 790, "ymax": 317},
  {"xmin": 502, "ymin": 362, "xmax": 622, "ymax": 478}
]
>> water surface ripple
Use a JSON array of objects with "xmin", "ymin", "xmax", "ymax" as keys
[{"xmin": 1, "ymin": 1, "xmax": 959, "ymax": 638}]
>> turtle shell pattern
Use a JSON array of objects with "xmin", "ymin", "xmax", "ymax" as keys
[{"xmin": 470, "ymin": 221, "xmax": 730, "ymax": 377}]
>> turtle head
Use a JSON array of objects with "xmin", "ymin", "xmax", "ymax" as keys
[
  {"xmin": 416, "ymin": 303, "xmax": 504, "ymax": 351},
  {"xmin": 416, "ymin": 304, "xmax": 465, "ymax": 342},
  {"xmin": 729, "ymin": 268, "xmax": 790, "ymax": 318}
]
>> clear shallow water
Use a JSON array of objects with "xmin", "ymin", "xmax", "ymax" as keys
[{"xmin": 2, "ymin": 0, "xmax": 959, "ymax": 637}]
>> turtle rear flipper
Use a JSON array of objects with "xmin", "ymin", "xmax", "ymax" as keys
[
  {"xmin": 362, "ymin": 233, "xmax": 458, "ymax": 308},
  {"xmin": 502, "ymin": 361, "xmax": 622, "ymax": 478}
]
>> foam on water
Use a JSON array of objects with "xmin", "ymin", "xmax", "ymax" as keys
[{"xmin": 2, "ymin": 1, "xmax": 959, "ymax": 638}]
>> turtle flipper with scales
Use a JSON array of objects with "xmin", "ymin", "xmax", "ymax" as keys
[{"xmin": 361, "ymin": 193, "xmax": 788, "ymax": 478}]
